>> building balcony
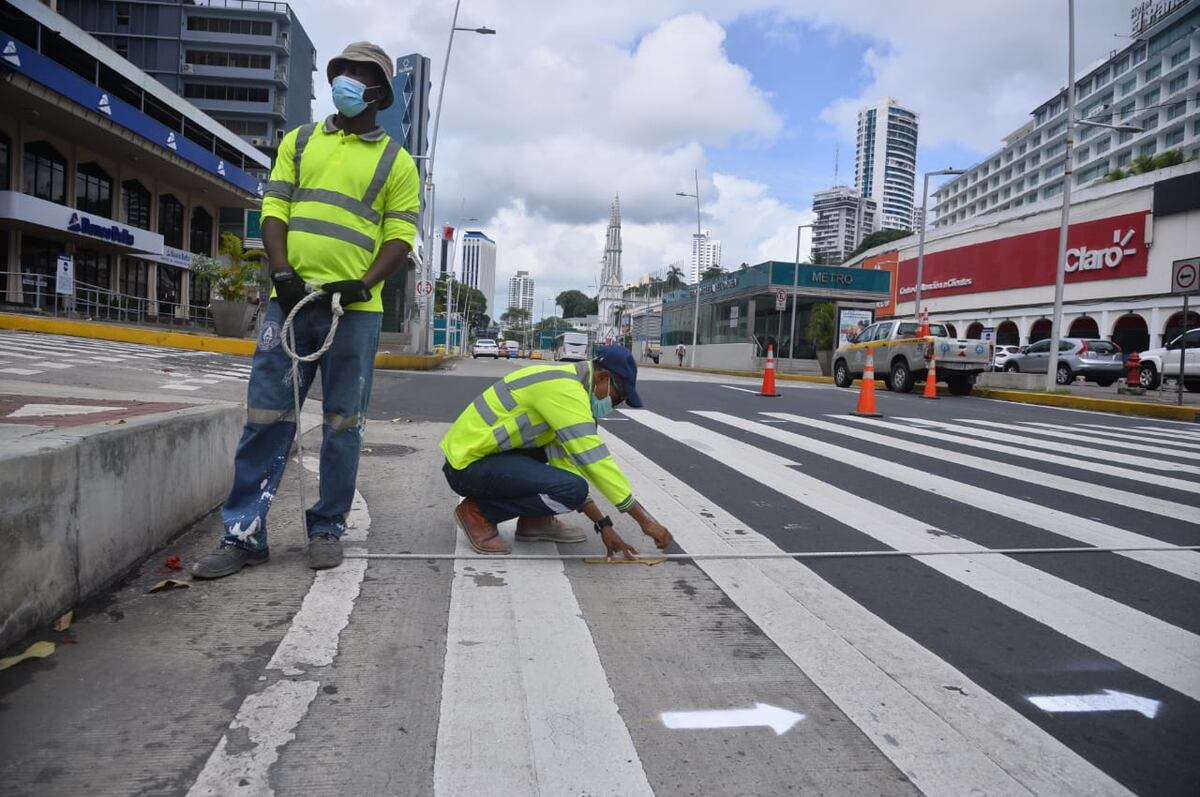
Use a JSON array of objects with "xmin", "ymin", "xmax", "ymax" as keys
[{"xmin": 182, "ymin": 63, "xmax": 275, "ymax": 83}]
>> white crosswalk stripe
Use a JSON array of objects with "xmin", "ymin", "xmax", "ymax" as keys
[
  {"xmin": 957, "ymin": 418, "xmax": 1200, "ymax": 462},
  {"xmin": 1028, "ymin": 421, "xmax": 1200, "ymax": 451}
]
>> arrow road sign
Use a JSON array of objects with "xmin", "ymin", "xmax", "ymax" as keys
[
  {"xmin": 1172, "ymin": 258, "xmax": 1198, "ymax": 295},
  {"xmin": 1028, "ymin": 689, "xmax": 1160, "ymax": 719},
  {"xmin": 660, "ymin": 703, "xmax": 805, "ymax": 735}
]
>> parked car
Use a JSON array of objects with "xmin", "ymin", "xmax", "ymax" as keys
[
  {"xmin": 504, "ymin": 341, "xmax": 520, "ymax": 359},
  {"xmin": 1003, "ymin": 338, "xmax": 1124, "ymax": 386},
  {"xmin": 992, "ymin": 345, "xmax": 1022, "ymax": 371},
  {"xmin": 1137, "ymin": 329, "xmax": 1200, "ymax": 391},
  {"xmin": 471, "ymin": 338, "xmax": 499, "ymax": 359},
  {"xmin": 832, "ymin": 319, "xmax": 992, "ymax": 395}
]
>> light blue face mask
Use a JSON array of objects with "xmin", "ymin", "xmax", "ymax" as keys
[
  {"xmin": 331, "ymin": 76, "xmax": 377, "ymax": 118},
  {"xmin": 590, "ymin": 393, "xmax": 613, "ymax": 419}
]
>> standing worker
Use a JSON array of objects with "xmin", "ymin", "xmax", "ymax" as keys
[
  {"xmin": 441, "ymin": 345, "xmax": 674, "ymax": 558},
  {"xmin": 194, "ymin": 42, "xmax": 420, "ymax": 579},
  {"xmin": 675, "ymin": 342, "xmax": 686, "ymax": 367}
]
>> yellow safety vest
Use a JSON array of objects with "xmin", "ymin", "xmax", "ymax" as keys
[
  {"xmin": 261, "ymin": 115, "xmax": 421, "ymax": 312},
  {"xmin": 440, "ymin": 361, "xmax": 635, "ymax": 512}
]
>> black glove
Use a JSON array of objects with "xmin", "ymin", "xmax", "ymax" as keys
[
  {"xmin": 321, "ymin": 279, "xmax": 373, "ymax": 306},
  {"xmin": 271, "ymin": 268, "xmax": 307, "ymax": 318}
]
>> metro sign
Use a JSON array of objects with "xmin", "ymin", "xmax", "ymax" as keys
[{"xmin": 1065, "ymin": 228, "xmax": 1137, "ymax": 272}]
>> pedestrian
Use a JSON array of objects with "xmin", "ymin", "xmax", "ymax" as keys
[
  {"xmin": 193, "ymin": 41, "xmax": 421, "ymax": 579},
  {"xmin": 441, "ymin": 345, "xmax": 674, "ymax": 558},
  {"xmin": 676, "ymin": 342, "xmax": 686, "ymax": 366}
]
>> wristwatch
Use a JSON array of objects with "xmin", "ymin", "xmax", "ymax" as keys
[{"xmin": 593, "ymin": 515, "xmax": 613, "ymax": 535}]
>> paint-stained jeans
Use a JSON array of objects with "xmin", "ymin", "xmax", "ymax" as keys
[
  {"xmin": 221, "ymin": 300, "xmax": 381, "ymax": 551},
  {"xmin": 442, "ymin": 448, "xmax": 590, "ymax": 523}
]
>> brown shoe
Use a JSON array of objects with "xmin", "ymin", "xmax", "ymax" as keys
[
  {"xmin": 515, "ymin": 515, "xmax": 587, "ymax": 544},
  {"xmin": 454, "ymin": 499, "xmax": 510, "ymax": 554}
]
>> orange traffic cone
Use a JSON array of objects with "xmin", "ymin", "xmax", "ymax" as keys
[
  {"xmin": 759, "ymin": 344, "xmax": 781, "ymax": 397},
  {"xmin": 851, "ymin": 347, "xmax": 882, "ymax": 417},
  {"xmin": 923, "ymin": 355, "xmax": 940, "ymax": 399},
  {"xmin": 917, "ymin": 308, "xmax": 930, "ymax": 337}
]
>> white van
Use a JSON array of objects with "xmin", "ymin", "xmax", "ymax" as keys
[{"xmin": 503, "ymin": 340, "xmax": 519, "ymax": 359}]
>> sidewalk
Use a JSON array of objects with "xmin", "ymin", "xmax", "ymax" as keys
[{"xmin": 0, "ymin": 312, "xmax": 450, "ymax": 370}]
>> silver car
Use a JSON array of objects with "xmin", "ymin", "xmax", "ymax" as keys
[
  {"xmin": 1003, "ymin": 337, "xmax": 1124, "ymax": 386},
  {"xmin": 992, "ymin": 345, "xmax": 1022, "ymax": 371}
]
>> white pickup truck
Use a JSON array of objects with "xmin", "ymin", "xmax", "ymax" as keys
[{"xmin": 832, "ymin": 319, "xmax": 993, "ymax": 396}]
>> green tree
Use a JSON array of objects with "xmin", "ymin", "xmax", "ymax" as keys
[
  {"xmin": 191, "ymin": 232, "xmax": 264, "ymax": 301},
  {"xmin": 701, "ymin": 265, "xmax": 725, "ymax": 280},
  {"xmin": 1102, "ymin": 168, "xmax": 1128, "ymax": 183},
  {"xmin": 435, "ymin": 278, "xmax": 489, "ymax": 329},
  {"xmin": 845, "ymin": 228, "xmax": 913, "ymax": 261},
  {"xmin": 1130, "ymin": 154, "xmax": 1157, "ymax": 175},
  {"xmin": 556, "ymin": 289, "xmax": 598, "ymax": 318},
  {"xmin": 1153, "ymin": 149, "xmax": 1186, "ymax": 169},
  {"xmin": 807, "ymin": 302, "xmax": 837, "ymax": 351},
  {"xmin": 810, "ymin": 248, "xmax": 841, "ymax": 266},
  {"xmin": 500, "ymin": 307, "xmax": 531, "ymax": 339},
  {"xmin": 665, "ymin": 265, "xmax": 686, "ymax": 290}
]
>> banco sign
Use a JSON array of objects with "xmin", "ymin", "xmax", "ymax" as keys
[
  {"xmin": 67, "ymin": 212, "xmax": 135, "ymax": 246},
  {"xmin": 1065, "ymin": 228, "xmax": 1137, "ymax": 273}
]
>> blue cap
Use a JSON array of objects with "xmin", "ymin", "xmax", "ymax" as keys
[{"xmin": 593, "ymin": 345, "xmax": 643, "ymax": 408}]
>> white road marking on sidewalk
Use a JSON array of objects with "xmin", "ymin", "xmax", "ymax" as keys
[
  {"xmin": 905, "ymin": 418, "xmax": 1200, "ymax": 476},
  {"xmin": 957, "ymin": 419, "xmax": 1200, "ymax": 462},
  {"xmin": 1028, "ymin": 689, "xmax": 1160, "ymax": 719},
  {"xmin": 9, "ymin": 403, "xmax": 123, "ymax": 417},
  {"xmin": 0, "ymin": 367, "xmax": 43, "ymax": 375},
  {"xmin": 29, "ymin": 361, "xmax": 73, "ymax": 369},
  {"xmin": 1021, "ymin": 421, "xmax": 1200, "ymax": 451},
  {"xmin": 777, "ymin": 414, "xmax": 1198, "ymax": 522},
  {"xmin": 669, "ymin": 411, "xmax": 1200, "ymax": 701},
  {"xmin": 265, "ymin": 558, "xmax": 369, "ymax": 676},
  {"xmin": 158, "ymin": 383, "xmax": 203, "ymax": 391},
  {"xmin": 434, "ymin": 530, "xmax": 653, "ymax": 796},
  {"xmin": 606, "ymin": 424, "xmax": 1129, "ymax": 797},
  {"xmin": 661, "ymin": 703, "xmax": 805, "ymax": 735},
  {"xmin": 844, "ymin": 415, "xmax": 1200, "ymax": 494}
]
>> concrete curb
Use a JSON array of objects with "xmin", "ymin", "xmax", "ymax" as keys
[
  {"xmin": 0, "ymin": 313, "xmax": 450, "ymax": 371},
  {"xmin": 972, "ymin": 387, "xmax": 1199, "ymax": 422},
  {"xmin": 0, "ymin": 405, "xmax": 243, "ymax": 650}
]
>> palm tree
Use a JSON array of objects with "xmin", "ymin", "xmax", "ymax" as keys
[
  {"xmin": 701, "ymin": 265, "xmax": 724, "ymax": 281},
  {"xmin": 665, "ymin": 265, "xmax": 686, "ymax": 290}
]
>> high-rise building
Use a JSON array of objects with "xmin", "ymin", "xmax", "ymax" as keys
[
  {"xmin": 56, "ymin": 0, "xmax": 316, "ymax": 165},
  {"xmin": 855, "ymin": 98, "xmax": 919, "ymax": 232},
  {"xmin": 931, "ymin": 0, "xmax": 1200, "ymax": 228},
  {"xmin": 811, "ymin": 186, "xmax": 877, "ymax": 263},
  {"xmin": 507, "ymin": 270, "xmax": 535, "ymax": 315},
  {"xmin": 379, "ymin": 53, "xmax": 431, "ymax": 176},
  {"xmin": 460, "ymin": 231, "xmax": 496, "ymax": 317},
  {"xmin": 689, "ymin": 231, "xmax": 721, "ymax": 282}
]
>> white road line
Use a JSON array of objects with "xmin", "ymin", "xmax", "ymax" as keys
[
  {"xmin": 905, "ymin": 418, "xmax": 1200, "ymax": 476},
  {"xmin": 434, "ymin": 528, "xmax": 652, "ymax": 797},
  {"xmin": 956, "ymin": 418, "xmax": 1200, "ymax": 462},
  {"xmin": 840, "ymin": 416, "xmax": 1200, "ymax": 494},
  {"xmin": 605, "ymin": 428, "xmax": 1130, "ymax": 797},
  {"xmin": 0, "ymin": 367, "xmax": 43, "ymax": 376},
  {"xmin": 1130, "ymin": 425, "xmax": 1200, "ymax": 440},
  {"xmin": 29, "ymin": 361, "xmax": 73, "ymax": 370},
  {"xmin": 1020, "ymin": 421, "xmax": 1200, "ymax": 451},
  {"xmin": 789, "ymin": 414, "xmax": 1198, "ymax": 520},
  {"xmin": 158, "ymin": 383, "xmax": 203, "ymax": 391},
  {"xmin": 653, "ymin": 410, "xmax": 1200, "ymax": 702},
  {"xmin": 190, "ymin": 462, "xmax": 371, "ymax": 795},
  {"xmin": 724, "ymin": 411, "xmax": 1200, "ymax": 581},
  {"xmin": 721, "ymin": 384, "xmax": 761, "ymax": 394}
]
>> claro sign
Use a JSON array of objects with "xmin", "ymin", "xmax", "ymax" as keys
[{"xmin": 896, "ymin": 212, "xmax": 1149, "ymax": 300}]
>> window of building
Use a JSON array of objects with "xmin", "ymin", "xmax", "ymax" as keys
[
  {"xmin": 1168, "ymin": 74, "xmax": 1188, "ymax": 95},
  {"xmin": 1143, "ymin": 112, "xmax": 1159, "ymax": 130},
  {"xmin": 158, "ymin": 194, "xmax": 184, "ymax": 249},
  {"xmin": 1170, "ymin": 49, "xmax": 1190, "ymax": 68},
  {"xmin": 1142, "ymin": 87, "xmax": 1160, "ymax": 106},
  {"xmin": 22, "ymin": 142, "xmax": 67, "ymax": 204},
  {"xmin": 1145, "ymin": 62, "xmax": 1161, "ymax": 81},
  {"xmin": 185, "ymin": 16, "xmax": 272, "ymax": 36},
  {"xmin": 1095, "ymin": 136, "xmax": 1111, "ymax": 154},
  {"xmin": 1119, "ymin": 101, "xmax": 1136, "ymax": 120},
  {"xmin": 121, "ymin": 259, "xmax": 148, "ymax": 299},
  {"xmin": 1017, "ymin": 143, "xmax": 1027, "ymax": 155},
  {"xmin": 1117, "ymin": 150, "xmax": 1132, "ymax": 167},
  {"xmin": 1118, "ymin": 129, "xmax": 1135, "ymax": 144},
  {"xmin": 1046, "ymin": 142, "xmax": 1064, "ymax": 157},
  {"xmin": 75, "ymin": 162, "xmax": 112, "ymax": 217},
  {"xmin": 1133, "ymin": 44, "xmax": 1147, "ymax": 64},
  {"xmin": 0, "ymin": 132, "xmax": 9, "ymax": 190},
  {"xmin": 1029, "ymin": 134, "xmax": 1041, "ymax": 146},
  {"xmin": 1195, "ymin": 120, "xmax": 1200, "ymax": 137},
  {"xmin": 1165, "ymin": 127, "xmax": 1185, "ymax": 148},
  {"xmin": 1043, "ymin": 182, "xmax": 1064, "ymax": 199},
  {"xmin": 213, "ymin": 118, "xmax": 269, "ymax": 137},
  {"xmin": 182, "ymin": 84, "xmax": 270, "ymax": 103},
  {"xmin": 114, "ymin": 39, "xmax": 129, "ymax": 59},
  {"xmin": 185, "ymin": 50, "xmax": 272, "ymax": 70},
  {"xmin": 1167, "ymin": 101, "xmax": 1186, "ymax": 120},
  {"xmin": 1076, "ymin": 146, "xmax": 1089, "ymax": 161},
  {"xmin": 1114, "ymin": 54, "xmax": 1130, "ymax": 74},
  {"xmin": 189, "ymin": 207, "xmax": 213, "ymax": 255},
  {"xmin": 116, "ymin": 3, "xmax": 130, "ymax": 26},
  {"xmin": 121, "ymin": 180, "xmax": 151, "ymax": 229},
  {"xmin": 1120, "ymin": 76, "xmax": 1137, "ymax": 95},
  {"xmin": 75, "ymin": 250, "xmax": 111, "ymax": 290},
  {"xmin": 1140, "ymin": 141, "xmax": 1157, "ymax": 157},
  {"xmin": 1045, "ymin": 160, "xmax": 1065, "ymax": 178}
]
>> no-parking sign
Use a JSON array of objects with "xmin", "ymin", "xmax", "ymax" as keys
[{"xmin": 1172, "ymin": 258, "xmax": 1199, "ymax": 295}]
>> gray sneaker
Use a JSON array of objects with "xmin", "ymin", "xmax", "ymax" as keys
[
  {"xmin": 192, "ymin": 545, "xmax": 269, "ymax": 579},
  {"xmin": 307, "ymin": 533, "xmax": 343, "ymax": 570}
]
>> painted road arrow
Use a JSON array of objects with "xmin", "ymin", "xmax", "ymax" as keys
[
  {"xmin": 1028, "ymin": 690, "xmax": 1160, "ymax": 719},
  {"xmin": 660, "ymin": 703, "xmax": 805, "ymax": 735}
]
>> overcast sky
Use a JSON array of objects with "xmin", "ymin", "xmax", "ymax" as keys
[{"xmin": 294, "ymin": 0, "xmax": 1134, "ymax": 317}]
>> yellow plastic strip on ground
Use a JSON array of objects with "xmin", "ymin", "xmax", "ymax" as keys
[{"xmin": 0, "ymin": 641, "xmax": 55, "ymax": 671}]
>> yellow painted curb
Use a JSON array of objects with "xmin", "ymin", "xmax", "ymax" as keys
[
  {"xmin": 973, "ymin": 387, "xmax": 1199, "ymax": 422},
  {"xmin": 0, "ymin": 312, "xmax": 255, "ymax": 355},
  {"xmin": 374, "ymin": 353, "xmax": 450, "ymax": 371}
]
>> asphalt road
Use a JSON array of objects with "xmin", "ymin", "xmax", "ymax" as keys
[{"xmin": 1, "ymin": 334, "xmax": 1198, "ymax": 796}]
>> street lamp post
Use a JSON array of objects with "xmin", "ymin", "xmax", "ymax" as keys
[
  {"xmin": 914, "ymin": 168, "xmax": 966, "ymax": 320},
  {"xmin": 1045, "ymin": 0, "xmax": 1141, "ymax": 389},
  {"xmin": 420, "ymin": 1, "xmax": 494, "ymax": 354},
  {"xmin": 788, "ymin": 223, "xmax": 814, "ymax": 360},
  {"xmin": 676, "ymin": 169, "xmax": 702, "ymax": 367}
]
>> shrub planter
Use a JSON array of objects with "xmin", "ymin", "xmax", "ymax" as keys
[{"xmin": 211, "ymin": 299, "xmax": 250, "ymax": 338}]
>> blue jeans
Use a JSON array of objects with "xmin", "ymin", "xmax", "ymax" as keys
[
  {"xmin": 221, "ymin": 300, "xmax": 381, "ymax": 551},
  {"xmin": 443, "ymin": 448, "xmax": 589, "ymax": 524}
]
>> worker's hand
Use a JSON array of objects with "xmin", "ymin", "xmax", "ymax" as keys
[
  {"xmin": 640, "ymin": 520, "xmax": 673, "ymax": 551},
  {"xmin": 271, "ymin": 268, "xmax": 307, "ymax": 318},
  {"xmin": 600, "ymin": 526, "xmax": 639, "ymax": 561},
  {"xmin": 321, "ymin": 279, "xmax": 372, "ymax": 305}
]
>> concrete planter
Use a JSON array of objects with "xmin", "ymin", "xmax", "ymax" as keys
[
  {"xmin": 211, "ymin": 299, "xmax": 249, "ymax": 338},
  {"xmin": 816, "ymin": 351, "xmax": 832, "ymax": 376}
]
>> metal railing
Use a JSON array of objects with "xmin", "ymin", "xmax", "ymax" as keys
[{"xmin": 0, "ymin": 271, "xmax": 216, "ymax": 331}]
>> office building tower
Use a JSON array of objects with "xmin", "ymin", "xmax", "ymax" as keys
[
  {"xmin": 507, "ymin": 270, "xmax": 535, "ymax": 315},
  {"xmin": 461, "ymin": 231, "xmax": 496, "ymax": 316},
  {"xmin": 57, "ymin": 0, "xmax": 315, "ymax": 164},
  {"xmin": 855, "ymin": 98, "xmax": 919, "ymax": 232},
  {"xmin": 811, "ymin": 186, "xmax": 877, "ymax": 263},
  {"xmin": 689, "ymin": 231, "xmax": 721, "ymax": 283},
  {"xmin": 378, "ymin": 52, "xmax": 430, "ymax": 175},
  {"xmin": 932, "ymin": 0, "xmax": 1200, "ymax": 228}
]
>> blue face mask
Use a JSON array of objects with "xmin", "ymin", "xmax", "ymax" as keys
[
  {"xmin": 331, "ymin": 76, "xmax": 376, "ymax": 118},
  {"xmin": 590, "ymin": 393, "xmax": 613, "ymax": 419}
]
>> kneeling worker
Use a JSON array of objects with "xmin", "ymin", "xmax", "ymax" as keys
[{"xmin": 441, "ymin": 345, "xmax": 673, "ymax": 558}]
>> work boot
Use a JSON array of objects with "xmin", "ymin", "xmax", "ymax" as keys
[
  {"xmin": 515, "ymin": 515, "xmax": 587, "ymax": 544},
  {"xmin": 307, "ymin": 533, "xmax": 343, "ymax": 570},
  {"xmin": 454, "ymin": 499, "xmax": 510, "ymax": 555},
  {"xmin": 192, "ymin": 545, "xmax": 269, "ymax": 580}
]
